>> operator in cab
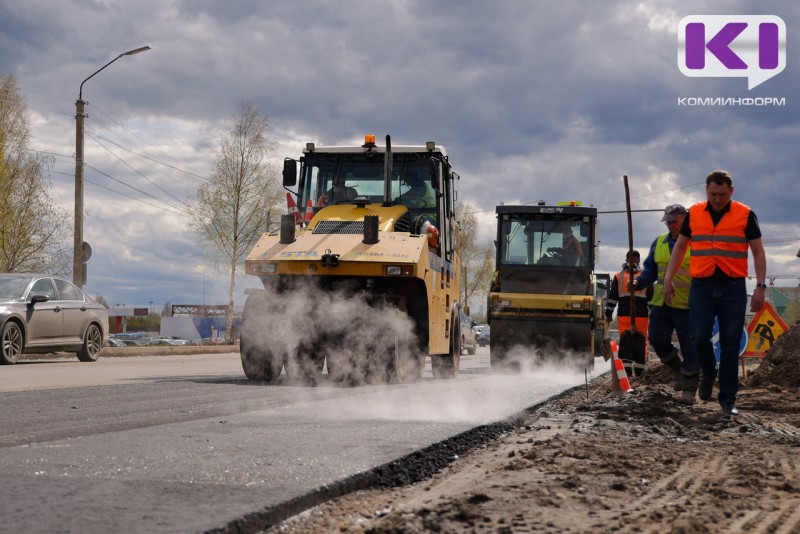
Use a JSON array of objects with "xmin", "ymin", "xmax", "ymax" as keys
[
  {"xmin": 561, "ymin": 226, "xmax": 584, "ymax": 265},
  {"xmin": 317, "ymin": 172, "xmax": 358, "ymax": 207}
]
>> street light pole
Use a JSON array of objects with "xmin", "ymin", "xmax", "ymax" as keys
[{"xmin": 74, "ymin": 45, "xmax": 151, "ymax": 288}]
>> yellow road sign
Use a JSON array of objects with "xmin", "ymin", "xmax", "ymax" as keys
[{"xmin": 743, "ymin": 302, "xmax": 789, "ymax": 357}]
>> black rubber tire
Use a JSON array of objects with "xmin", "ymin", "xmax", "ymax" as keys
[
  {"xmin": 431, "ymin": 313, "xmax": 460, "ymax": 379},
  {"xmin": 240, "ymin": 338, "xmax": 283, "ymax": 383},
  {"xmin": 240, "ymin": 291, "xmax": 283, "ymax": 383},
  {"xmin": 326, "ymin": 350, "xmax": 363, "ymax": 386},
  {"xmin": 288, "ymin": 343, "xmax": 325, "ymax": 385},
  {"xmin": 0, "ymin": 321, "xmax": 23, "ymax": 365}
]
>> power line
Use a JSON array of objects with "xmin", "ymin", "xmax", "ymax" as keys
[
  {"xmin": 24, "ymin": 147, "xmax": 74, "ymax": 161},
  {"xmin": 87, "ymin": 129, "xmax": 208, "ymax": 181},
  {"xmin": 84, "ymin": 164, "xmax": 189, "ymax": 218},
  {"xmin": 90, "ymin": 102, "xmax": 210, "ymax": 180},
  {"xmin": 86, "ymin": 130, "xmax": 188, "ymax": 210}
]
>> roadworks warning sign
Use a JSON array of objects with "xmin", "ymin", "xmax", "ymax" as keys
[{"xmin": 743, "ymin": 302, "xmax": 790, "ymax": 357}]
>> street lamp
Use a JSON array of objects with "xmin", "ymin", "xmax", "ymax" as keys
[{"xmin": 74, "ymin": 45, "xmax": 151, "ymax": 288}]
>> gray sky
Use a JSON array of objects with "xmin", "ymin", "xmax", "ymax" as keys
[{"xmin": 1, "ymin": 0, "xmax": 798, "ymax": 310}]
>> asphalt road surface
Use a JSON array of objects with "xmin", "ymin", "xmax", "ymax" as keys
[{"xmin": 0, "ymin": 348, "xmax": 604, "ymax": 533}]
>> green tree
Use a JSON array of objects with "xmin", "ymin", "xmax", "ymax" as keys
[
  {"xmin": 188, "ymin": 101, "xmax": 282, "ymax": 341},
  {"xmin": 785, "ymin": 298, "xmax": 800, "ymax": 326},
  {"xmin": 453, "ymin": 202, "xmax": 494, "ymax": 319},
  {"xmin": 126, "ymin": 313, "xmax": 161, "ymax": 333},
  {"xmin": 0, "ymin": 72, "xmax": 71, "ymax": 274}
]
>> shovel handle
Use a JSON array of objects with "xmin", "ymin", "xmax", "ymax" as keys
[{"xmin": 623, "ymin": 175, "xmax": 637, "ymax": 334}]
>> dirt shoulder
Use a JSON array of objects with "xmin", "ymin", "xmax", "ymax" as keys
[{"xmin": 270, "ymin": 327, "xmax": 800, "ymax": 533}]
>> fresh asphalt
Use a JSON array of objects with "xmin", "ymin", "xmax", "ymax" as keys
[{"xmin": 0, "ymin": 348, "xmax": 606, "ymax": 533}]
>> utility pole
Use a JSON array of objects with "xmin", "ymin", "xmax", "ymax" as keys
[
  {"xmin": 74, "ymin": 45, "xmax": 151, "ymax": 288},
  {"xmin": 73, "ymin": 99, "xmax": 85, "ymax": 287}
]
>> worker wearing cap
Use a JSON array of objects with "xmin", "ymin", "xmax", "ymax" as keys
[
  {"xmin": 633, "ymin": 204, "xmax": 701, "ymax": 403},
  {"xmin": 605, "ymin": 250, "xmax": 653, "ymax": 378}
]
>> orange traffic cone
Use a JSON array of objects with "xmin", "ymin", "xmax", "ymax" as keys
[
  {"xmin": 611, "ymin": 354, "xmax": 633, "ymax": 394},
  {"xmin": 304, "ymin": 198, "xmax": 314, "ymax": 225},
  {"xmin": 287, "ymin": 193, "xmax": 302, "ymax": 224}
]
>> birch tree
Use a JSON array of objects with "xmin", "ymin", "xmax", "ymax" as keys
[
  {"xmin": 189, "ymin": 101, "xmax": 283, "ymax": 341},
  {"xmin": 0, "ymin": 72, "xmax": 71, "ymax": 274},
  {"xmin": 453, "ymin": 202, "xmax": 494, "ymax": 318}
]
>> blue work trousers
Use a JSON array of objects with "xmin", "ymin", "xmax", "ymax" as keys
[
  {"xmin": 689, "ymin": 278, "xmax": 747, "ymax": 406},
  {"xmin": 648, "ymin": 304, "xmax": 700, "ymax": 376}
]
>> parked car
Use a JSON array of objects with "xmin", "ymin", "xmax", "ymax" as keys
[
  {"xmin": 459, "ymin": 309, "xmax": 477, "ymax": 355},
  {"xmin": 0, "ymin": 274, "xmax": 108, "ymax": 364},
  {"xmin": 477, "ymin": 325, "xmax": 490, "ymax": 347},
  {"xmin": 200, "ymin": 337, "xmax": 227, "ymax": 345},
  {"xmin": 106, "ymin": 337, "xmax": 127, "ymax": 348},
  {"xmin": 168, "ymin": 339, "xmax": 195, "ymax": 346},
  {"xmin": 144, "ymin": 338, "xmax": 174, "ymax": 346},
  {"xmin": 114, "ymin": 333, "xmax": 146, "ymax": 346}
]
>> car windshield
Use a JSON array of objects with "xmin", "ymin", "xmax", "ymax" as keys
[{"xmin": 0, "ymin": 276, "xmax": 31, "ymax": 299}]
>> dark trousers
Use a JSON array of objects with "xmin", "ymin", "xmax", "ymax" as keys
[
  {"xmin": 689, "ymin": 278, "xmax": 747, "ymax": 406},
  {"xmin": 648, "ymin": 304, "xmax": 700, "ymax": 376}
]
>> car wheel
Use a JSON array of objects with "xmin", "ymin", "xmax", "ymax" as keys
[
  {"xmin": 0, "ymin": 321, "xmax": 23, "ymax": 365},
  {"xmin": 77, "ymin": 323, "xmax": 103, "ymax": 362}
]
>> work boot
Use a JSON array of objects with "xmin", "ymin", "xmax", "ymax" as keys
[
  {"xmin": 721, "ymin": 403, "xmax": 740, "ymax": 416},
  {"xmin": 662, "ymin": 350, "xmax": 682, "ymax": 391},
  {"xmin": 678, "ymin": 374, "xmax": 699, "ymax": 405},
  {"xmin": 698, "ymin": 372, "xmax": 716, "ymax": 401}
]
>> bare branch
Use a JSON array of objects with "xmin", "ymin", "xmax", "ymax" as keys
[{"xmin": 186, "ymin": 100, "xmax": 284, "ymax": 340}]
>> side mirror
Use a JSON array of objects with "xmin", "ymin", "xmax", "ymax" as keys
[
  {"xmin": 282, "ymin": 159, "xmax": 297, "ymax": 187},
  {"xmin": 428, "ymin": 159, "xmax": 441, "ymax": 190},
  {"xmin": 30, "ymin": 294, "xmax": 49, "ymax": 304}
]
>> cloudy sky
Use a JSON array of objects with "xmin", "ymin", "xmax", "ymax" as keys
[{"xmin": 1, "ymin": 0, "xmax": 798, "ymax": 311}]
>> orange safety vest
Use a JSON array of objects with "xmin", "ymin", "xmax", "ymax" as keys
[
  {"xmin": 689, "ymin": 201, "xmax": 750, "ymax": 278},
  {"xmin": 617, "ymin": 270, "xmax": 648, "ymax": 299}
]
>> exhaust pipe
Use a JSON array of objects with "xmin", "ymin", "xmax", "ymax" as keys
[
  {"xmin": 382, "ymin": 134, "xmax": 392, "ymax": 207},
  {"xmin": 279, "ymin": 214, "xmax": 296, "ymax": 244},
  {"xmin": 363, "ymin": 215, "xmax": 379, "ymax": 244}
]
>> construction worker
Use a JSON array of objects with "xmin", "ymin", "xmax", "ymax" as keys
[
  {"xmin": 396, "ymin": 172, "xmax": 436, "ymax": 209},
  {"xmin": 664, "ymin": 170, "xmax": 766, "ymax": 417},
  {"xmin": 317, "ymin": 172, "xmax": 358, "ymax": 207},
  {"xmin": 633, "ymin": 204, "xmax": 701, "ymax": 403},
  {"xmin": 562, "ymin": 226, "xmax": 584, "ymax": 265},
  {"xmin": 605, "ymin": 250, "xmax": 652, "ymax": 378}
]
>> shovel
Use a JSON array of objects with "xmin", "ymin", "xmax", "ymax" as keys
[
  {"xmin": 601, "ymin": 321, "xmax": 614, "ymax": 362},
  {"xmin": 618, "ymin": 175, "xmax": 647, "ymax": 373}
]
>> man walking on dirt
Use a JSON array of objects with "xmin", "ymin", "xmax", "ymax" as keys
[
  {"xmin": 633, "ymin": 204, "xmax": 701, "ymax": 404},
  {"xmin": 663, "ymin": 170, "xmax": 767, "ymax": 416}
]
